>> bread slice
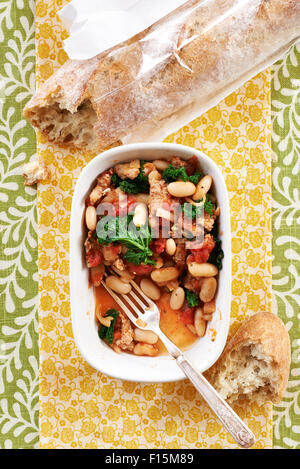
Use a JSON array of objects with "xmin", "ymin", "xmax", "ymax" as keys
[
  {"xmin": 24, "ymin": 0, "xmax": 300, "ymax": 153},
  {"xmin": 207, "ymin": 312, "xmax": 290, "ymax": 405}
]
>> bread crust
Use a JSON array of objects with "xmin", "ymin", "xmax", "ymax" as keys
[
  {"xmin": 24, "ymin": 0, "xmax": 300, "ymax": 151},
  {"xmin": 209, "ymin": 312, "xmax": 291, "ymax": 404}
]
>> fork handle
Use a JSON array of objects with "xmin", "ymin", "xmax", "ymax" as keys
[{"xmin": 176, "ymin": 354, "xmax": 256, "ymax": 449}]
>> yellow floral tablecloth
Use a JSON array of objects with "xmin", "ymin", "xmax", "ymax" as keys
[{"xmin": 37, "ymin": 0, "xmax": 272, "ymax": 449}]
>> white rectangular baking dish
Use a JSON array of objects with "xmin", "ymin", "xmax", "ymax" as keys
[{"xmin": 70, "ymin": 143, "xmax": 231, "ymax": 382}]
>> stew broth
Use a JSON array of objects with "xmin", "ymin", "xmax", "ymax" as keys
[{"xmin": 95, "ymin": 286, "xmax": 197, "ymax": 355}]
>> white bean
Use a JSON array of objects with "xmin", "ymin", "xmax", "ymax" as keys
[
  {"xmin": 188, "ymin": 262, "xmax": 218, "ymax": 278},
  {"xmin": 186, "ymin": 324, "xmax": 197, "ymax": 335},
  {"xmin": 133, "ymin": 203, "xmax": 147, "ymax": 227},
  {"xmin": 167, "ymin": 181, "xmax": 196, "ymax": 198},
  {"xmin": 99, "ymin": 315, "xmax": 113, "ymax": 328},
  {"xmin": 133, "ymin": 343, "xmax": 158, "ymax": 356},
  {"xmin": 153, "ymin": 159, "xmax": 169, "ymax": 171},
  {"xmin": 85, "ymin": 206, "xmax": 97, "ymax": 231},
  {"xmin": 166, "ymin": 238, "xmax": 176, "ymax": 256},
  {"xmin": 134, "ymin": 328, "xmax": 158, "ymax": 344},
  {"xmin": 194, "ymin": 308, "xmax": 207, "ymax": 337},
  {"xmin": 140, "ymin": 278, "xmax": 161, "ymax": 300},
  {"xmin": 170, "ymin": 287, "xmax": 185, "ymax": 310},
  {"xmin": 151, "ymin": 267, "xmax": 179, "ymax": 284},
  {"xmin": 105, "ymin": 276, "xmax": 131, "ymax": 294},
  {"xmin": 185, "ymin": 197, "xmax": 203, "ymax": 206},
  {"xmin": 200, "ymin": 277, "xmax": 217, "ymax": 303},
  {"xmin": 193, "ymin": 175, "xmax": 212, "ymax": 201}
]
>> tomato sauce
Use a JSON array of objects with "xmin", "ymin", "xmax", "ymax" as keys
[
  {"xmin": 156, "ymin": 293, "xmax": 197, "ymax": 354},
  {"xmin": 95, "ymin": 286, "xmax": 118, "ymax": 320},
  {"xmin": 95, "ymin": 286, "xmax": 197, "ymax": 355}
]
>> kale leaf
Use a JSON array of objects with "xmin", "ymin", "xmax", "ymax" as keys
[
  {"xmin": 98, "ymin": 309, "xmax": 119, "ymax": 345},
  {"xmin": 208, "ymin": 237, "xmax": 224, "ymax": 270},
  {"xmin": 203, "ymin": 198, "xmax": 214, "ymax": 216},
  {"xmin": 162, "ymin": 165, "xmax": 187, "ymax": 182},
  {"xmin": 162, "ymin": 164, "xmax": 201, "ymax": 184},
  {"xmin": 182, "ymin": 195, "xmax": 214, "ymax": 218},
  {"xmin": 184, "ymin": 288, "xmax": 200, "ymax": 308},
  {"xmin": 182, "ymin": 204, "xmax": 201, "ymax": 219},
  {"xmin": 123, "ymin": 249, "xmax": 155, "ymax": 266},
  {"xmin": 188, "ymin": 171, "xmax": 202, "ymax": 185},
  {"xmin": 97, "ymin": 214, "xmax": 154, "ymax": 265}
]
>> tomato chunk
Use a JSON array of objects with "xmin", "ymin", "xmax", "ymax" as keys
[
  {"xmin": 127, "ymin": 195, "xmax": 137, "ymax": 211},
  {"xmin": 191, "ymin": 236, "xmax": 215, "ymax": 264},
  {"xmin": 109, "ymin": 244, "xmax": 122, "ymax": 256},
  {"xmin": 151, "ymin": 238, "xmax": 166, "ymax": 255},
  {"xmin": 185, "ymin": 155, "xmax": 198, "ymax": 176},
  {"xmin": 113, "ymin": 330, "xmax": 122, "ymax": 341},
  {"xmin": 114, "ymin": 195, "xmax": 137, "ymax": 216},
  {"xmin": 86, "ymin": 249, "xmax": 102, "ymax": 268},
  {"xmin": 90, "ymin": 264, "xmax": 105, "ymax": 286},
  {"xmin": 85, "ymin": 196, "xmax": 93, "ymax": 207},
  {"xmin": 127, "ymin": 263, "xmax": 154, "ymax": 276},
  {"xmin": 180, "ymin": 302, "xmax": 196, "ymax": 325}
]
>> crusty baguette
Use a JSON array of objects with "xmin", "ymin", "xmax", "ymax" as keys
[
  {"xmin": 24, "ymin": 0, "xmax": 300, "ymax": 152},
  {"xmin": 207, "ymin": 312, "xmax": 291, "ymax": 405}
]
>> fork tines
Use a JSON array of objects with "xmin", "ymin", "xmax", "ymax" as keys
[{"xmin": 101, "ymin": 268, "xmax": 150, "ymax": 328}]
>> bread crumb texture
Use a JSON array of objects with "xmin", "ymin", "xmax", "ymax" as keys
[
  {"xmin": 23, "ymin": 157, "xmax": 50, "ymax": 185},
  {"xmin": 214, "ymin": 342, "xmax": 279, "ymax": 404},
  {"xmin": 208, "ymin": 313, "xmax": 291, "ymax": 405},
  {"xmin": 26, "ymin": 0, "xmax": 300, "ymax": 153}
]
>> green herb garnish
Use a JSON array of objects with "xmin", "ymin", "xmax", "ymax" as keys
[
  {"xmin": 182, "ymin": 203, "xmax": 201, "ymax": 219},
  {"xmin": 162, "ymin": 165, "xmax": 187, "ymax": 182},
  {"xmin": 123, "ymin": 249, "xmax": 155, "ymax": 266},
  {"xmin": 184, "ymin": 288, "xmax": 200, "ymax": 308},
  {"xmin": 208, "ymin": 237, "xmax": 224, "ymax": 270},
  {"xmin": 162, "ymin": 164, "xmax": 201, "ymax": 185},
  {"xmin": 111, "ymin": 161, "xmax": 149, "ymax": 194},
  {"xmin": 188, "ymin": 172, "xmax": 202, "ymax": 185},
  {"xmin": 182, "ymin": 195, "xmax": 214, "ymax": 219},
  {"xmin": 97, "ymin": 214, "xmax": 155, "ymax": 266},
  {"xmin": 99, "ymin": 309, "xmax": 119, "ymax": 344},
  {"xmin": 203, "ymin": 197, "xmax": 214, "ymax": 216}
]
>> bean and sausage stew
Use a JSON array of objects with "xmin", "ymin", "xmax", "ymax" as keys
[{"xmin": 84, "ymin": 156, "xmax": 224, "ymax": 356}]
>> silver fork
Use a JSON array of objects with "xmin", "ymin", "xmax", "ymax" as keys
[{"xmin": 101, "ymin": 271, "xmax": 256, "ymax": 449}]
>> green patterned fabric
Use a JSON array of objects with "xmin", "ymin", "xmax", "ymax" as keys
[
  {"xmin": 0, "ymin": 0, "xmax": 299, "ymax": 449},
  {"xmin": 0, "ymin": 0, "xmax": 38, "ymax": 449},
  {"xmin": 272, "ymin": 42, "xmax": 300, "ymax": 450}
]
